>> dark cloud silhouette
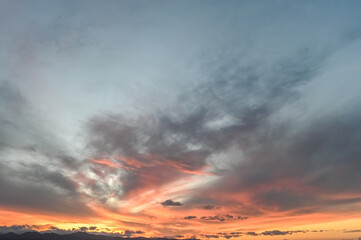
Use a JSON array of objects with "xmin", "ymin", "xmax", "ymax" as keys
[
  {"xmin": 184, "ymin": 216, "xmax": 197, "ymax": 220},
  {"xmin": 246, "ymin": 232, "xmax": 258, "ymax": 236},
  {"xmin": 217, "ymin": 232, "xmax": 242, "ymax": 238},
  {"xmin": 0, "ymin": 225, "xmax": 36, "ymax": 234},
  {"xmin": 0, "ymin": 160, "xmax": 92, "ymax": 216},
  {"xmin": 122, "ymin": 230, "xmax": 145, "ymax": 237},
  {"xmin": 200, "ymin": 214, "xmax": 245, "ymax": 222},
  {"xmin": 161, "ymin": 200, "xmax": 183, "ymax": 207},
  {"xmin": 202, "ymin": 205, "xmax": 220, "ymax": 210},
  {"xmin": 261, "ymin": 230, "xmax": 306, "ymax": 236},
  {"xmin": 201, "ymin": 235, "xmax": 219, "ymax": 238}
]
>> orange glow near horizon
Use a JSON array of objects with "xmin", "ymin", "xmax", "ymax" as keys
[{"xmin": 1, "ymin": 150, "xmax": 361, "ymax": 240}]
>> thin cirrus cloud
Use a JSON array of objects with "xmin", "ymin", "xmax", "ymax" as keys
[{"xmin": 1, "ymin": 0, "xmax": 361, "ymax": 239}]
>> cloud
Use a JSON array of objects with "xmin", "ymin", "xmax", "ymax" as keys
[
  {"xmin": 0, "ymin": 161, "xmax": 92, "ymax": 216},
  {"xmin": 81, "ymin": 33, "xmax": 361, "ymax": 218},
  {"xmin": 1, "ymin": 1, "xmax": 361, "ymax": 238},
  {"xmin": 246, "ymin": 232, "xmax": 258, "ymax": 236},
  {"xmin": 121, "ymin": 230, "xmax": 145, "ymax": 237},
  {"xmin": 202, "ymin": 205, "xmax": 220, "ymax": 210},
  {"xmin": 161, "ymin": 200, "xmax": 183, "ymax": 207},
  {"xmin": 261, "ymin": 230, "xmax": 306, "ymax": 236},
  {"xmin": 201, "ymin": 235, "xmax": 219, "ymax": 238},
  {"xmin": 0, "ymin": 225, "xmax": 37, "ymax": 234},
  {"xmin": 0, "ymin": 81, "xmax": 92, "ymax": 216},
  {"xmin": 217, "ymin": 232, "xmax": 242, "ymax": 238},
  {"xmin": 199, "ymin": 214, "xmax": 246, "ymax": 222},
  {"xmin": 68, "ymin": 2, "xmax": 361, "ymax": 224}
]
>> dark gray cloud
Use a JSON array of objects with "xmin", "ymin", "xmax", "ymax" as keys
[
  {"xmin": 200, "ymin": 214, "xmax": 246, "ymax": 222},
  {"xmin": 161, "ymin": 200, "xmax": 183, "ymax": 207},
  {"xmin": 216, "ymin": 232, "xmax": 242, "ymax": 239},
  {"xmin": 79, "ymin": 24, "xmax": 361, "ymax": 219},
  {"xmin": 122, "ymin": 230, "xmax": 145, "ymax": 237},
  {"xmin": 84, "ymin": 49, "xmax": 326, "ymax": 201},
  {"xmin": 201, "ymin": 235, "xmax": 219, "ymax": 238},
  {"xmin": 0, "ymin": 225, "xmax": 37, "ymax": 234},
  {"xmin": 261, "ymin": 230, "xmax": 306, "ymax": 236},
  {"xmin": 246, "ymin": 232, "xmax": 258, "ymax": 236},
  {"xmin": 202, "ymin": 205, "xmax": 220, "ymax": 210},
  {"xmin": 84, "ymin": 40, "xmax": 361, "ymax": 215},
  {"xmin": 66, "ymin": 0, "xmax": 361, "ymax": 219},
  {"xmin": 208, "ymin": 109, "xmax": 361, "ymax": 214},
  {"xmin": 0, "ymin": 161, "xmax": 92, "ymax": 216},
  {"xmin": 0, "ymin": 81, "xmax": 92, "ymax": 216},
  {"xmin": 184, "ymin": 216, "xmax": 197, "ymax": 220}
]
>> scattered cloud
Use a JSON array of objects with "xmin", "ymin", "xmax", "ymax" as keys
[{"xmin": 161, "ymin": 200, "xmax": 183, "ymax": 207}]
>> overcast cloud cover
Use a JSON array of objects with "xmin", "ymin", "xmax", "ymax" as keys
[{"xmin": 1, "ymin": 0, "xmax": 361, "ymax": 239}]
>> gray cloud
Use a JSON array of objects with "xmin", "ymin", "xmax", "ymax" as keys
[
  {"xmin": 201, "ymin": 235, "xmax": 219, "ymax": 238},
  {"xmin": 202, "ymin": 205, "xmax": 220, "ymax": 210},
  {"xmin": 161, "ymin": 200, "xmax": 183, "ymax": 207},
  {"xmin": 0, "ymin": 81, "xmax": 92, "ymax": 216},
  {"xmin": 246, "ymin": 232, "xmax": 258, "ymax": 236},
  {"xmin": 217, "ymin": 232, "xmax": 242, "ymax": 238},
  {"xmin": 200, "ymin": 214, "xmax": 246, "ymax": 222},
  {"xmin": 83, "ymin": 35, "xmax": 361, "ymax": 215},
  {"xmin": 0, "ymin": 225, "xmax": 37, "ymax": 234},
  {"xmin": 261, "ymin": 230, "xmax": 306, "ymax": 236},
  {"xmin": 84, "ymin": 49, "xmax": 325, "ymax": 202},
  {"xmin": 121, "ymin": 230, "xmax": 145, "ymax": 238},
  {"xmin": 0, "ymin": 161, "xmax": 91, "ymax": 216}
]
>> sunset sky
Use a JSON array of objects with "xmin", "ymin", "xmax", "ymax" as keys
[{"xmin": 1, "ymin": 1, "xmax": 361, "ymax": 240}]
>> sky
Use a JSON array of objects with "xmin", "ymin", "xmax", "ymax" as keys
[{"xmin": 1, "ymin": 0, "xmax": 361, "ymax": 239}]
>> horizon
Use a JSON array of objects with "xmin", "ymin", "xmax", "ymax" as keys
[{"xmin": 1, "ymin": 1, "xmax": 361, "ymax": 240}]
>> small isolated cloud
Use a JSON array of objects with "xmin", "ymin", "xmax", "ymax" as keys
[
  {"xmin": 261, "ymin": 230, "xmax": 306, "ymax": 236},
  {"xmin": 202, "ymin": 205, "xmax": 221, "ymax": 210},
  {"xmin": 161, "ymin": 199, "xmax": 183, "ymax": 206},
  {"xmin": 184, "ymin": 216, "xmax": 197, "ymax": 220},
  {"xmin": 200, "ymin": 214, "xmax": 247, "ymax": 222}
]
